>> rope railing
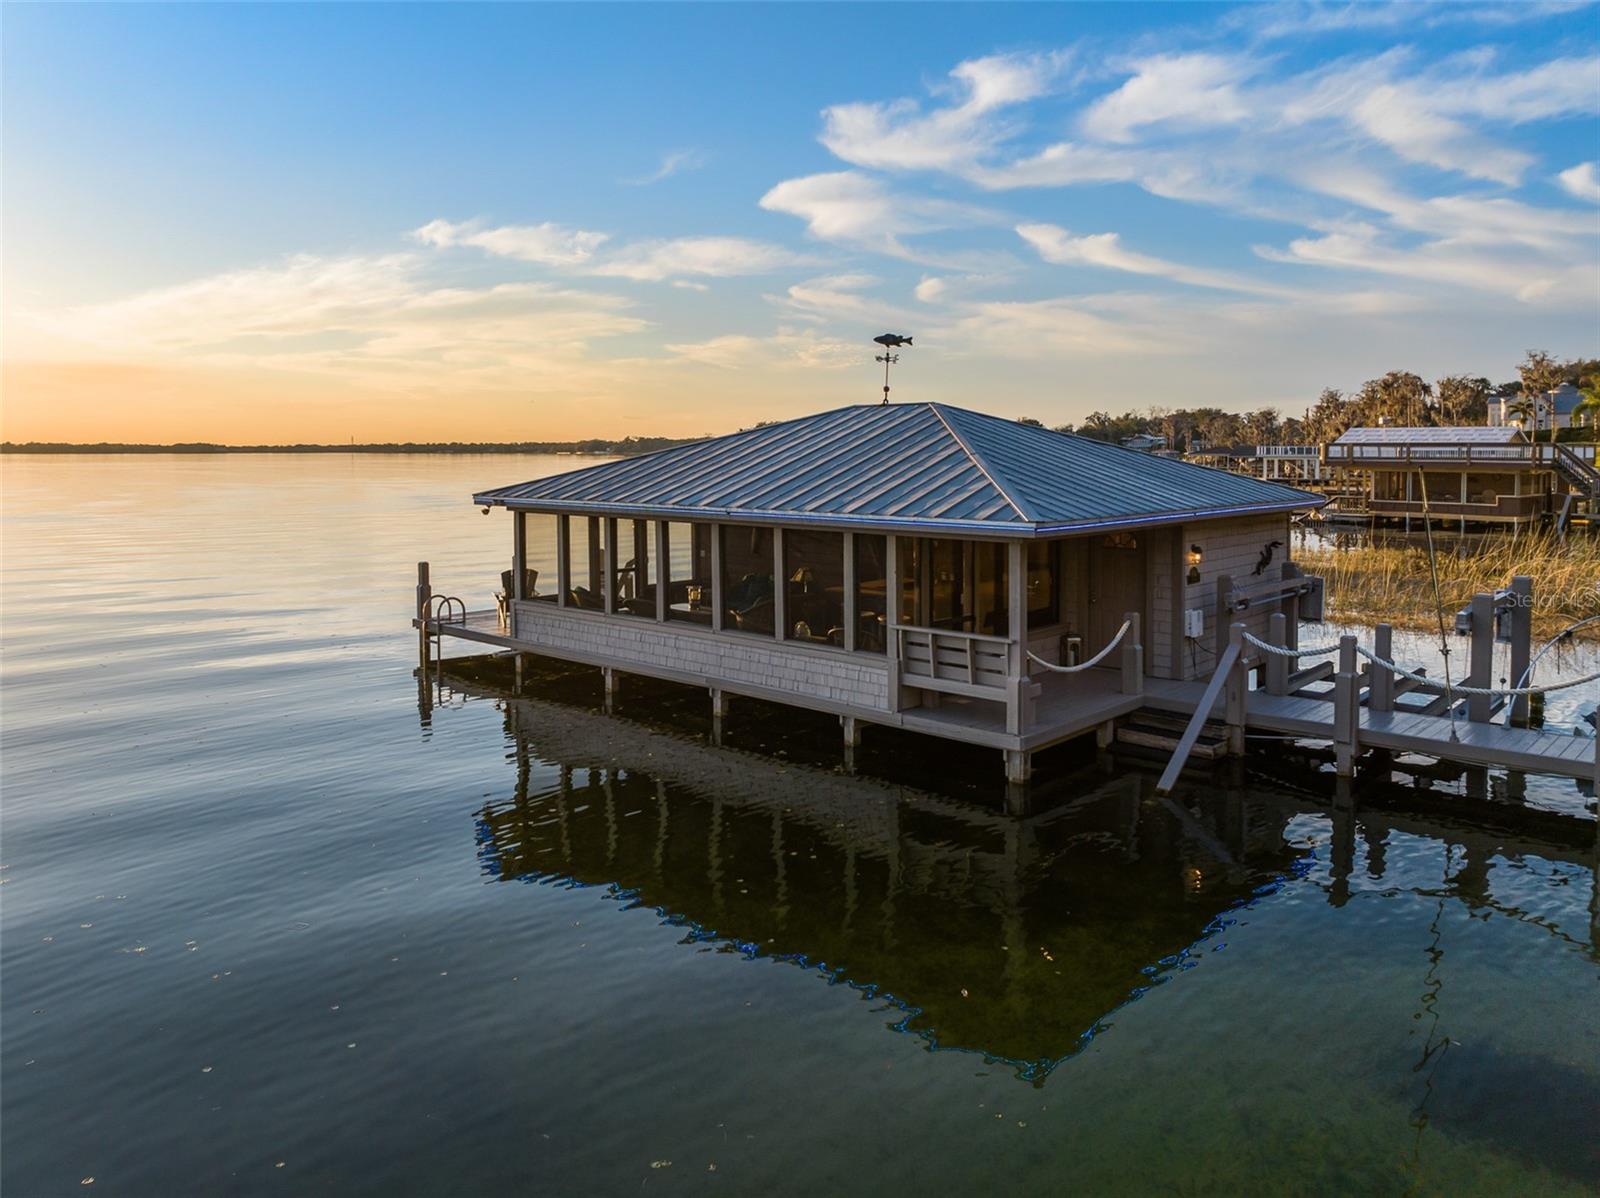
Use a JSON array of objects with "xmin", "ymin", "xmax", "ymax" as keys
[
  {"xmin": 1239, "ymin": 631, "xmax": 1600, "ymax": 698},
  {"xmin": 1027, "ymin": 619, "xmax": 1131, "ymax": 674}
]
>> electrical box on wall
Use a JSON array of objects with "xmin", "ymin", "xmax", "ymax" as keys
[{"xmin": 1183, "ymin": 608, "xmax": 1205, "ymax": 639}]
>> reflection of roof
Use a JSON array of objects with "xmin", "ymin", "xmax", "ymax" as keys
[
  {"xmin": 1333, "ymin": 426, "xmax": 1526, "ymax": 445},
  {"xmin": 476, "ymin": 403, "xmax": 1322, "ymax": 534}
]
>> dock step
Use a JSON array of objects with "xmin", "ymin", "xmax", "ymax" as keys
[{"xmin": 1117, "ymin": 714, "xmax": 1229, "ymax": 761}]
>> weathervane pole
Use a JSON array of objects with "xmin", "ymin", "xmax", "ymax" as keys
[{"xmin": 872, "ymin": 333, "xmax": 913, "ymax": 404}]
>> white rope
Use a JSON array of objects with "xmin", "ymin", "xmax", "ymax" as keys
[
  {"xmin": 1239, "ymin": 631, "xmax": 1600, "ymax": 697},
  {"xmin": 1355, "ymin": 645, "xmax": 1600, "ymax": 698},
  {"xmin": 1240, "ymin": 633, "xmax": 1341, "ymax": 658},
  {"xmin": 1027, "ymin": 619, "xmax": 1131, "ymax": 674}
]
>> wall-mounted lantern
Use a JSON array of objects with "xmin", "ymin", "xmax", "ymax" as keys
[{"xmin": 1186, "ymin": 543, "xmax": 1203, "ymax": 585}]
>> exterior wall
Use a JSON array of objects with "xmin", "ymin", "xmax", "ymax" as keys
[
  {"xmin": 1147, "ymin": 527, "xmax": 1178, "ymax": 681},
  {"xmin": 1179, "ymin": 513, "xmax": 1293, "ymax": 680},
  {"xmin": 512, "ymin": 600, "xmax": 891, "ymax": 712}
]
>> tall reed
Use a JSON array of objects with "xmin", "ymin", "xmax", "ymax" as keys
[{"xmin": 1293, "ymin": 527, "xmax": 1599, "ymax": 638}]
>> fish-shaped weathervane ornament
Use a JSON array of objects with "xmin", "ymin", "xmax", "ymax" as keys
[{"xmin": 874, "ymin": 333, "xmax": 913, "ymax": 403}]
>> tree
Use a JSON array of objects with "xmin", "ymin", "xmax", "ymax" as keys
[
  {"xmin": 1015, "ymin": 416, "xmax": 1044, "ymax": 428},
  {"xmin": 1303, "ymin": 388, "xmax": 1352, "ymax": 444},
  {"xmin": 1505, "ymin": 396, "xmax": 1535, "ymax": 429},
  {"xmin": 1575, "ymin": 380, "xmax": 1600, "ymax": 432},
  {"xmin": 1517, "ymin": 350, "xmax": 1565, "ymax": 435},
  {"xmin": 1434, "ymin": 375, "xmax": 1490, "ymax": 426},
  {"xmin": 1080, "ymin": 411, "xmax": 1116, "ymax": 441}
]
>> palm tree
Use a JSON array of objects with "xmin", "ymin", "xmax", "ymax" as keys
[
  {"xmin": 1574, "ymin": 385, "xmax": 1600, "ymax": 433},
  {"xmin": 1505, "ymin": 396, "xmax": 1535, "ymax": 430}
]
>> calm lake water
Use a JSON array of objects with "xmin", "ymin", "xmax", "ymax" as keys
[{"xmin": 3, "ymin": 454, "xmax": 1597, "ymax": 1195}]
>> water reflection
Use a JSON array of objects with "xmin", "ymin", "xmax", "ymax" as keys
[{"xmin": 439, "ymin": 654, "xmax": 1597, "ymax": 1080}]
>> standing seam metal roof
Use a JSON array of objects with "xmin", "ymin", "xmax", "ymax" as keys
[{"xmin": 475, "ymin": 403, "xmax": 1322, "ymax": 532}]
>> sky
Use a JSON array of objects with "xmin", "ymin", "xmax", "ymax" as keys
[{"xmin": 3, "ymin": 2, "xmax": 1598, "ymax": 444}]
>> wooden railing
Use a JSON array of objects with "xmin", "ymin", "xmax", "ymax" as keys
[
  {"xmin": 1322, "ymin": 442, "xmax": 1594, "ymax": 468},
  {"xmin": 895, "ymin": 624, "xmax": 1011, "ymax": 697},
  {"xmin": 1368, "ymin": 494, "xmax": 1546, "ymax": 519}
]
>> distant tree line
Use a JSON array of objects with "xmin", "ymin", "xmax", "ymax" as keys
[
  {"xmin": 0, "ymin": 435, "xmax": 706, "ymax": 456},
  {"xmin": 1026, "ymin": 351, "xmax": 1600, "ymax": 449}
]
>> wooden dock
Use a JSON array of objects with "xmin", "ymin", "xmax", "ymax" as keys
[{"xmin": 420, "ymin": 602, "xmax": 1597, "ymax": 790}]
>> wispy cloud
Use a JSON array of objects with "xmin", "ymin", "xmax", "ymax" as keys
[
  {"xmin": 1017, "ymin": 222, "xmax": 1291, "ymax": 296},
  {"xmin": 623, "ymin": 149, "xmax": 707, "ymax": 186},
  {"xmin": 411, "ymin": 218, "xmax": 608, "ymax": 265},
  {"xmin": 758, "ymin": 170, "xmax": 1002, "ymax": 266}
]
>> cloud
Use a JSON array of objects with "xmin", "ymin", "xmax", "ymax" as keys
[
  {"xmin": 1558, "ymin": 161, "xmax": 1600, "ymax": 203},
  {"xmin": 587, "ymin": 236, "xmax": 813, "ymax": 281},
  {"xmin": 623, "ymin": 149, "xmax": 707, "ymax": 186},
  {"xmin": 25, "ymin": 252, "xmax": 649, "ymax": 390},
  {"xmin": 411, "ymin": 218, "xmax": 608, "ymax": 265},
  {"xmin": 758, "ymin": 170, "xmax": 999, "ymax": 263},
  {"xmin": 1079, "ymin": 54, "xmax": 1255, "ymax": 144},
  {"xmin": 665, "ymin": 328, "xmax": 862, "ymax": 371},
  {"xmin": 820, "ymin": 50, "xmax": 1071, "ymax": 172},
  {"xmin": 1017, "ymin": 222, "xmax": 1290, "ymax": 295}
]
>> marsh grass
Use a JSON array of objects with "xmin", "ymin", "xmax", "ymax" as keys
[{"xmin": 1295, "ymin": 528, "xmax": 1600, "ymax": 639}]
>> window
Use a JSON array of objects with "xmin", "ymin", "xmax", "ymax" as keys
[
  {"xmin": 517, "ymin": 513, "xmax": 559, "ymax": 603},
  {"xmin": 719, "ymin": 525, "xmax": 774, "ymax": 636},
  {"xmin": 852, "ymin": 534, "xmax": 887, "ymax": 654},
  {"xmin": 1027, "ymin": 540, "xmax": 1061, "ymax": 628},
  {"xmin": 665, "ymin": 522, "xmax": 713, "ymax": 626},
  {"xmin": 783, "ymin": 530, "xmax": 844, "ymax": 644}
]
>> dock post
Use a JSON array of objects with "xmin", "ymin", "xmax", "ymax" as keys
[
  {"xmin": 1369, "ymin": 624, "xmax": 1394, "ymax": 712},
  {"xmin": 416, "ymin": 562, "xmax": 432, "ymax": 669},
  {"xmin": 1466, "ymin": 592, "xmax": 1493, "ymax": 723},
  {"xmin": 603, "ymin": 667, "xmax": 620, "ymax": 711},
  {"xmin": 1224, "ymin": 621, "xmax": 1247, "ymax": 756},
  {"xmin": 1096, "ymin": 719, "xmax": 1116, "ymax": 750},
  {"xmin": 1003, "ymin": 748, "xmax": 1032, "ymax": 785},
  {"xmin": 709, "ymin": 687, "xmax": 728, "ymax": 745},
  {"xmin": 1121, "ymin": 611, "xmax": 1143, "ymax": 695},
  {"xmin": 1508, "ymin": 575, "xmax": 1532, "ymax": 726},
  {"xmin": 514, "ymin": 652, "xmax": 524, "ymax": 695},
  {"xmin": 841, "ymin": 715, "xmax": 861, "ymax": 749},
  {"xmin": 1333, "ymin": 634, "xmax": 1359, "ymax": 776},
  {"xmin": 1266, "ymin": 612, "xmax": 1288, "ymax": 695}
]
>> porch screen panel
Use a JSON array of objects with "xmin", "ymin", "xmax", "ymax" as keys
[
  {"xmin": 665, "ymin": 522, "xmax": 714, "ymax": 626},
  {"xmin": 852, "ymin": 534, "xmax": 888, "ymax": 654},
  {"xmin": 565, "ymin": 517, "xmax": 602, "ymax": 610},
  {"xmin": 518, "ymin": 514, "xmax": 559, "ymax": 603},
  {"xmin": 615, "ymin": 520, "xmax": 660, "ymax": 619},
  {"xmin": 782, "ymin": 530, "xmax": 844, "ymax": 644},
  {"xmin": 719, "ymin": 525, "xmax": 775, "ymax": 636},
  {"xmin": 1027, "ymin": 540, "xmax": 1061, "ymax": 628}
]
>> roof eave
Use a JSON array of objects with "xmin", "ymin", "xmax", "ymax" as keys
[{"xmin": 474, "ymin": 493, "xmax": 1325, "ymax": 537}]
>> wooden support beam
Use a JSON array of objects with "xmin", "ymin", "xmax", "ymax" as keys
[
  {"xmin": 654, "ymin": 520, "xmax": 669, "ymax": 623},
  {"xmin": 1003, "ymin": 748, "xmax": 1032, "ymax": 785},
  {"xmin": 556, "ymin": 516, "xmax": 571, "ymax": 608},
  {"xmin": 1121, "ymin": 610, "xmax": 1143, "ymax": 696},
  {"xmin": 1266, "ymin": 612, "xmax": 1289, "ymax": 695},
  {"xmin": 512, "ymin": 511, "xmax": 526, "ymax": 600},
  {"xmin": 1224, "ymin": 620, "xmax": 1247, "ymax": 755},
  {"xmin": 1508, "ymin": 575, "xmax": 1532, "ymax": 726},
  {"xmin": 885, "ymin": 534, "xmax": 903, "ymax": 711},
  {"xmin": 710, "ymin": 524, "xmax": 725, "ymax": 633},
  {"xmin": 1213, "ymin": 572, "xmax": 1234, "ymax": 660},
  {"xmin": 772, "ymin": 526, "xmax": 786, "ymax": 641},
  {"xmin": 1006, "ymin": 540, "xmax": 1027, "ymax": 734},
  {"xmin": 841, "ymin": 715, "xmax": 861, "ymax": 748},
  {"xmin": 1369, "ymin": 623, "xmax": 1395, "ymax": 712},
  {"xmin": 1333, "ymin": 634, "xmax": 1359, "ymax": 776},
  {"xmin": 1466, "ymin": 591, "xmax": 1493, "ymax": 723},
  {"xmin": 842, "ymin": 531, "xmax": 857, "ymax": 653},
  {"xmin": 602, "ymin": 519, "xmax": 618, "ymax": 615}
]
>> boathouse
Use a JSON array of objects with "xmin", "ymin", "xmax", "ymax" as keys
[
  {"xmin": 1320, "ymin": 425, "xmax": 1599, "ymax": 527},
  {"xmin": 425, "ymin": 403, "xmax": 1332, "ymax": 780}
]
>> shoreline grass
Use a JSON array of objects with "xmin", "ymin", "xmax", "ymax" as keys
[{"xmin": 1293, "ymin": 528, "xmax": 1600, "ymax": 640}]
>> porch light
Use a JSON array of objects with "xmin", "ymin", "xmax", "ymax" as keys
[{"xmin": 1186, "ymin": 544, "xmax": 1203, "ymax": 585}]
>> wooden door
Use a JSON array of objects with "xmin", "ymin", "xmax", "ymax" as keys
[{"xmin": 1089, "ymin": 532, "xmax": 1146, "ymax": 653}]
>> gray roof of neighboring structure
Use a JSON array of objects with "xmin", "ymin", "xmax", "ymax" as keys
[
  {"xmin": 1333, "ymin": 425, "xmax": 1526, "ymax": 445},
  {"xmin": 475, "ymin": 403, "xmax": 1324, "ymax": 536}
]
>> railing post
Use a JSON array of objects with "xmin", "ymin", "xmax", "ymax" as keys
[
  {"xmin": 1225, "ymin": 621, "xmax": 1247, "ymax": 755},
  {"xmin": 1121, "ymin": 611, "xmax": 1143, "ymax": 696},
  {"xmin": 842, "ymin": 531, "xmax": 857, "ymax": 653},
  {"xmin": 1508, "ymin": 575, "xmax": 1532, "ymax": 726},
  {"xmin": 1333, "ymin": 634, "xmax": 1359, "ymax": 776},
  {"xmin": 1370, "ymin": 623, "xmax": 1395, "ymax": 712},
  {"xmin": 1006, "ymin": 541, "xmax": 1026, "ymax": 734},
  {"xmin": 1280, "ymin": 561, "xmax": 1301, "ymax": 652},
  {"xmin": 1266, "ymin": 612, "xmax": 1288, "ymax": 695},
  {"xmin": 1467, "ymin": 591, "xmax": 1493, "ymax": 723},
  {"xmin": 416, "ymin": 561, "xmax": 432, "ymax": 669}
]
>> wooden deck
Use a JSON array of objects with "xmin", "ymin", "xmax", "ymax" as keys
[{"xmin": 420, "ymin": 609, "xmax": 1596, "ymax": 786}]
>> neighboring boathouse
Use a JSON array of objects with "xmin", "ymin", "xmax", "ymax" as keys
[{"xmin": 423, "ymin": 403, "xmax": 1328, "ymax": 781}]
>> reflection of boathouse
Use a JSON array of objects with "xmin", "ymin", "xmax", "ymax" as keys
[{"xmin": 456, "ymin": 665, "xmax": 1296, "ymax": 1068}]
